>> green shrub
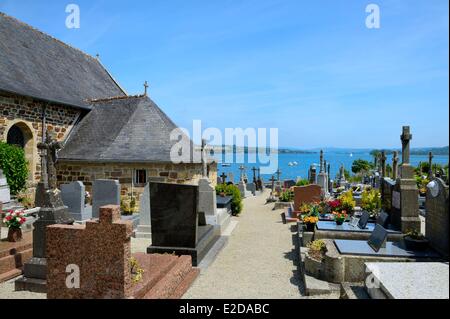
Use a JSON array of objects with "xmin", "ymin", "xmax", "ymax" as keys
[
  {"xmin": 215, "ymin": 184, "xmax": 242, "ymax": 216},
  {"xmin": 278, "ymin": 189, "xmax": 293, "ymax": 202},
  {"xmin": 295, "ymin": 178, "xmax": 309, "ymax": 186},
  {"xmin": 0, "ymin": 142, "xmax": 29, "ymax": 195}
]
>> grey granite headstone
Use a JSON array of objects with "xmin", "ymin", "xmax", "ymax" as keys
[
  {"xmin": 198, "ymin": 178, "xmax": 217, "ymax": 216},
  {"xmin": 0, "ymin": 169, "xmax": 10, "ymax": 204},
  {"xmin": 61, "ymin": 181, "xmax": 90, "ymax": 221},
  {"xmin": 135, "ymin": 182, "xmax": 151, "ymax": 238},
  {"xmin": 246, "ymin": 182, "xmax": 256, "ymax": 195},
  {"xmin": 425, "ymin": 178, "xmax": 449, "ymax": 258},
  {"xmin": 92, "ymin": 179, "xmax": 120, "ymax": 218}
]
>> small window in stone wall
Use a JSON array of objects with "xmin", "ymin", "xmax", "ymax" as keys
[{"xmin": 134, "ymin": 169, "xmax": 147, "ymax": 185}]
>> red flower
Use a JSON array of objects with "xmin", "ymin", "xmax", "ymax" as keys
[{"xmin": 5, "ymin": 215, "xmax": 12, "ymax": 221}]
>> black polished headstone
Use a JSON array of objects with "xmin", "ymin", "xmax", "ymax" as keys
[
  {"xmin": 150, "ymin": 182, "xmax": 198, "ymax": 248},
  {"xmin": 367, "ymin": 224, "xmax": 388, "ymax": 252},
  {"xmin": 358, "ymin": 211, "xmax": 370, "ymax": 229},
  {"xmin": 376, "ymin": 211, "xmax": 389, "ymax": 228}
]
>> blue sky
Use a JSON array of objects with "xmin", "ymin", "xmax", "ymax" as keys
[{"xmin": 1, "ymin": 0, "xmax": 448, "ymax": 149}]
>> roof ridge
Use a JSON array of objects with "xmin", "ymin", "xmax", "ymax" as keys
[
  {"xmin": 0, "ymin": 11, "xmax": 98, "ymax": 62},
  {"xmin": 87, "ymin": 94, "xmax": 146, "ymax": 103}
]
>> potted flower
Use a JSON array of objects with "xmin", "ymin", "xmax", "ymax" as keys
[
  {"xmin": 403, "ymin": 230, "xmax": 429, "ymax": 251},
  {"xmin": 302, "ymin": 215, "xmax": 319, "ymax": 232},
  {"xmin": 333, "ymin": 210, "xmax": 347, "ymax": 225},
  {"xmin": 3, "ymin": 210, "xmax": 26, "ymax": 242}
]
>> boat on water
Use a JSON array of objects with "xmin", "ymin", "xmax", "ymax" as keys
[
  {"xmin": 221, "ymin": 163, "xmax": 231, "ymax": 167},
  {"xmin": 349, "ymin": 153, "xmax": 353, "ymax": 157}
]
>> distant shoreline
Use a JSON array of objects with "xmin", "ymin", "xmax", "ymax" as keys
[{"xmin": 208, "ymin": 145, "xmax": 449, "ymax": 155}]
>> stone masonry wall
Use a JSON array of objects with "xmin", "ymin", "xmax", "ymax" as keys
[
  {"xmin": 0, "ymin": 91, "xmax": 81, "ymax": 184},
  {"xmin": 56, "ymin": 161, "xmax": 218, "ymax": 202}
]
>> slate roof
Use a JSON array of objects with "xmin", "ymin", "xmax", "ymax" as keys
[
  {"xmin": 0, "ymin": 12, "xmax": 126, "ymax": 109},
  {"xmin": 58, "ymin": 95, "xmax": 200, "ymax": 163}
]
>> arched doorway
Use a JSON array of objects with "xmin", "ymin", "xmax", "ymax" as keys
[
  {"xmin": 5, "ymin": 122, "xmax": 35, "ymax": 180},
  {"xmin": 7, "ymin": 125, "xmax": 25, "ymax": 148}
]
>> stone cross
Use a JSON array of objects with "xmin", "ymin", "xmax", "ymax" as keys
[
  {"xmin": 428, "ymin": 151, "xmax": 434, "ymax": 178},
  {"xmin": 276, "ymin": 168, "xmax": 281, "ymax": 181},
  {"xmin": 239, "ymin": 165, "xmax": 246, "ymax": 181},
  {"xmin": 327, "ymin": 163, "xmax": 331, "ymax": 177},
  {"xmin": 392, "ymin": 151, "xmax": 398, "ymax": 179},
  {"xmin": 37, "ymin": 131, "xmax": 62, "ymax": 190},
  {"xmin": 381, "ymin": 151, "xmax": 387, "ymax": 178},
  {"xmin": 143, "ymin": 81, "xmax": 149, "ymax": 96},
  {"xmin": 270, "ymin": 175, "xmax": 276, "ymax": 192},
  {"xmin": 201, "ymin": 139, "xmax": 207, "ymax": 178},
  {"xmin": 400, "ymin": 126, "xmax": 412, "ymax": 165},
  {"xmin": 252, "ymin": 167, "xmax": 257, "ymax": 183},
  {"xmin": 319, "ymin": 150, "xmax": 324, "ymax": 173},
  {"xmin": 220, "ymin": 172, "xmax": 227, "ymax": 184},
  {"xmin": 339, "ymin": 164, "xmax": 345, "ymax": 180}
]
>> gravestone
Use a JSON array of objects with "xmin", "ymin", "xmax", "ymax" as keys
[
  {"xmin": 317, "ymin": 150, "xmax": 329, "ymax": 197},
  {"xmin": 246, "ymin": 182, "xmax": 256, "ymax": 195},
  {"xmin": 425, "ymin": 178, "xmax": 449, "ymax": 258},
  {"xmin": 16, "ymin": 131, "xmax": 73, "ymax": 293},
  {"xmin": 61, "ymin": 181, "xmax": 91, "ymax": 221},
  {"xmin": 376, "ymin": 211, "xmax": 389, "ymax": 228},
  {"xmin": 337, "ymin": 164, "xmax": 347, "ymax": 187},
  {"xmin": 135, "ymin": 183, "xmax": 151, "ymax": 238},
  {"xmin": 308, "ymin": 165, "xmax": 317, "ymax": 184},
  {"xmin": 358, "ymin": 211, "xmax": 370, "ymax": 229},
  {"xmin": 198, "ymin": 178, "xmax": 217, "ymax": 222},
  {"xmin": 147, "ymin": 182, "xmax": 220, "ymax": 266},
  {"xmin": 392, "ymin": 151, "xmax": 399, "ymax": 180},
  {"xmin": 238, "ymin": 180, "xmax": 247, "ymax": 198},
  {"xmin": 0, "ymin": 169, "xmax": 10, "ymax": 204},
  {"xmin": 293, "ymin": 185, "xmax": 321, "ymax": 210},
  {"xmin": 391, "ymin": 126, "xmax": 421, "ymax": 232},
  {"xmin": 46, "ymin": 205, "xmax": 133, "ymax": 298},
  {"xmin": 92, "ymin": 179, "xmax": 120, "ymax": 218},
  {"xmin": 367, "ymin": 224, "xmax": 388, "ymax": 253}
]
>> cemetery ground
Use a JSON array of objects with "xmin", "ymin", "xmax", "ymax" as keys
[
  {"xmin": 184, "ymin": 189, "xmax": 304, "ymax": 299},
  {"xmin": 0, "ymin": 189, "xmax": 318, "ymax": 299}
]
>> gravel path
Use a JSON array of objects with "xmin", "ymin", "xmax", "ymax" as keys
[{"xmin": 183, "ymin": 190, "xmax": 303, "ymax": 299}]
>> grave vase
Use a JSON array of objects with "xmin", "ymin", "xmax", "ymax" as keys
[{"xmin": 7, "ymin": 227, "xmax": 22, "ymax": 242}]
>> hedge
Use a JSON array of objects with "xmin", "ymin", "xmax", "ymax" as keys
[
  {"xmin": 215, "ymin": 183, "xmax": 243, "ymax": 216},
  {"xmin": 0, "ymin": 142, "xmax": 29, "ymax": 195}
]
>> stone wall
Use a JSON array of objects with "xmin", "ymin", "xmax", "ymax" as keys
[
  {"xmin": 56, "ymin": 161, "xmax": 218, "ymax": 202},
  {"xmin": 0, "ymin": 91, "xmax": 82, "ymax": 183}
]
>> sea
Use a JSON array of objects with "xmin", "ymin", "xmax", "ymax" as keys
[{"xmin": 213, "ymin": 151, "xmax": 449, "ymax": 182}]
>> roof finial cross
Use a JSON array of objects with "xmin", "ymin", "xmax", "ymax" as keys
[{"xmin": 144, "ymin": 81, "xmax": 149, "ymax": 96}]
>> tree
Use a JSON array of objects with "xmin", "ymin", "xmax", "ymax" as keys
[{"xmin": 351, "ymin": 159, "xmax": 372, "ymax": 174}]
